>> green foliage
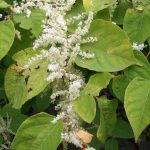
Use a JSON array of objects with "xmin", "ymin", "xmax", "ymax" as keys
[
  {"xmin": 75, "ymin": 19, "xmax": 137, "ymax": 72},
  {"xmin": 124, "ymin": 6, "xmax": 150, "ymax": 43},
  {"xmin": 83, "ymin": 0, "xmax": 116, "ymax": 13},
  {"xmin": 83, "ymin": 72, "xmax": 113, "ymax": 96},
  {"xmin": 97, "ymin": 96, "xmax": 118, "ymax": 143},
  {"xmin": 5, "ymin": 48, "xmax": 50, "ymax": 109},
  {"xmin": 105, "ymin": 139, "xmax": 118, "ymax": 150},
  {"xmin": 0, "ymin": 104, "xmax": 27, "ymax": 133},
  {"xmin": 111, "ymin": 75, "xmax": 130, "ymax": 102},
  {"xmin": 0, "ymin": 20, "xmax": 15, "ymax": 60},
  {"xmin": 0, "ymin": 0, "xmax": 11, "ymax": 8},
  {"xmin": 125, "ymin": 78, "xmax": 150, "ymax": 140},
  {"xmin": 11, "ymin": 113, "xmax": 63, "ymax": 150},
  {"xmin": 72, "ymin": 92, "xmax": 96, "ymax": 123},
  {"xmin": 13, "ymin": 9, "xmax": 46, "ymax": 37},
  {"xmin": 124, "ymin": 51, "xmax": 150, "ymax": 80},
  {"xmin": 113, "ymin": 2, "xmax": 133, "ymax": 25},
  {"xmin": 0, "ymin": 0, "xmax": 150, "ymax": 149},
  {"xmin": 112, "ymin": 118, "xmax": 134, "ymax": 139}
]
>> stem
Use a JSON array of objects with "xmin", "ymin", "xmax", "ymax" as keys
[
  {"xmin": 146, "ymin": 51, "xmax": 150, "ymax": 58},
  {"xmin": 63, "ymin": 141, "xmax": 68, "ymax": 150}
]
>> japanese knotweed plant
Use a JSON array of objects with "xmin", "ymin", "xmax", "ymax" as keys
[{"xmin": 0, "ymin": 0, "xmax": 150, "ymax": 150}]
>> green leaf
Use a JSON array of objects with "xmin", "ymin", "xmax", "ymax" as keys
[
  {"xmin": 112, "ymin": 2, "xmax": 133, "ymax": 25},
  {"xmin": 94, "ymin": 8, "xmax": 111, "ymax": 21},
  {"xmin": 0, "ymin": 104, "xmax": 27, "ymax": 133},
  {"xmin": 4, "ymin": 65, "xmax": 28, "ymax": 109},
  {"xmin": 66, "ymin": 0, "xmax": 85, "ymax": 33},
  {"xmin": 97, "ymin": 96, "xmax": 118, "ymax": 143},
  {"xmin": 0, "ymin": 0, "xmax": 11, "ymax": 8},
  {"xmin": 72, "ymin": 92, "xmax": 96, "ymax": 123},
  {"xmin": 111, "ymin": 75, "xmax": 130, "ymax": 102},
  {"xmin": 124, "ymin": 78, "xmax": 150, "ymax": 140},
  {"xmin": 5, "ymin": 48, "xmax": 50, "ymax": 109},
  {"xmin": 88, "ymin": 127, "xmax": 102, "ymax": 149},
  {"xmin": 11, "ymin": 112, "xmax": 63, "ymax": 150},
  {"xmin": 123, "ymin": 7, "xmax": 150, "ymax": 43},
  {"xmin": 124, "ymin": 51, "xmax": 150, "ymax": 80},
  {"xmin": 32, "ymin": 88, "xmax": 52, "ymax": 112},
  {"xmin": 112, "ymin": 118, "xmax": 134, "ymax": 139},
  {"xmin": 75, "ymin": 19, "xmax": 136, "ymax": 72},
  {"xmin": 13, "ymin": 9, "xmax": 46, "ymax": 37},
  {"xmin": 83, "ymin": 0, "xmax": 116, "ymax": 13},
  {"xmin": 0, "ymin": 20, "xmax": 15, "ymax": 60},
  {"xmin": 9, "ymin": 27, "xmax": 35, "ymax": 56},
  {"xmin": 105, "ymin": 139, "xmax": 119, "ymax": 150},
  {"xmin": 83, "ymin": 73, "xmax": 113, "ymax": 96}
]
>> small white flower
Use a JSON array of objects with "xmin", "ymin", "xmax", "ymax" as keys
[
  {"xmin": 51, "ymin": 112, "xmax": 65, "ymax": 124},
  {"xmin": 0, "ymin": 14, "xmax": 3, "ymax": 19},
  {"xmin": 132, "ymin": 42, "xmax": 147, "ymax": 51}
]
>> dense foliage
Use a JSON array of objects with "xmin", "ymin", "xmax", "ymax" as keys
[{"xmin": 0, "ymin": 0, "xmax": 150, "ymax": 150}]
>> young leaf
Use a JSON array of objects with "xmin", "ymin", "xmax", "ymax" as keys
[
  {"xmin": 124, "ymin": 78, "xmax": 150, "ymax": 140},
  {"xmin": 11, "ymin": 113, "xmax": 63, "ymax": 150},
  {"xmin": 97, "ymin": 96, "xmax": 118, "ymax": 143},
  {"xmin": 123, "ymin": 7, "xmax": 150, "ymax": 43},
  {"xmin": 83, "ymin": 72, "xmax": 113, "ymax": 96},
  {"xmin": 75, "ymin": 19, "xmax": 136, "ymax": 72},
  {"xmin": 83, "ymin": 0, "xmax": 116, "ymax": 13},
  {"xmin": 72, "ymin": 92, "xmax": 96, "ymax": 123},
  {"xmin": 0, "ymin": 20, "xmax": 15, "ymax": 60}
]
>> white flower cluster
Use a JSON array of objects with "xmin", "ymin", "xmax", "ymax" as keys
[
  {"xmin": 13, "ymin": 0, "xmax": 96, "ymax": 148},
  {"xmin": 132, "ymin": 42, "xmax": 147, "ymax": 51},
  {"xmin": 61, "ymin": 132, "xmax": 83, "ymax": 148}
]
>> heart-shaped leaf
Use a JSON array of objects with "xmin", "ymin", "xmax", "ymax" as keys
[
  {"xmin": 76, "ymin": 19, "xmax": 136, "ymax": 72},
  {"xmin": 125, "ymin": 77, "xmax": 150, "ymax": 140},
  {"xmin": 11, "ymin": 113, "xmax": 63, "ymax": 150}
]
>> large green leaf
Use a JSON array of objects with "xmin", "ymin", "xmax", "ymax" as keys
[
  {"xmin": 83, "ymin": 0, "xmax": 116, "ymax": 13},
  {"xmin": 97, "ymin": 96, "xmax": 118, "ymax": 143},
  {"xmin": 13, "ymin": 49, "xmax": 50, "ymax": 99},
  {"xmin": 75, "ymin": 19, "xmax": 136, "ymax": 72},
  {"xmin": 0, "ymin": 20, "xmax": 15, "ymax": 60},
  {"xmin": 83, "ymin": 73, "xmax": 113, "ymax": 96},
  {"xmin": 72, "ymin": 92, "xmax": 96, "ymax": 123},
  {"xmin": 11, "ymin": 113, "xmax": 63, "ymax": 150},
  {"xmin": 123, "ymin": 7, "xmax": 150, "ymax": 43},
  {"xmin": 124, "ymin": 78, "xmax": 150, "ymax": 140},
  {"xmin": 5, "ymin": 48, "xmax": 50, "ymax": 109},
  {"xmin": 124, "ymin": 51, "xmax": 150, "ymax": 80},
  {"xmin": 13, "ymin": 9, "xmax": 46, "ymax": 37}
]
